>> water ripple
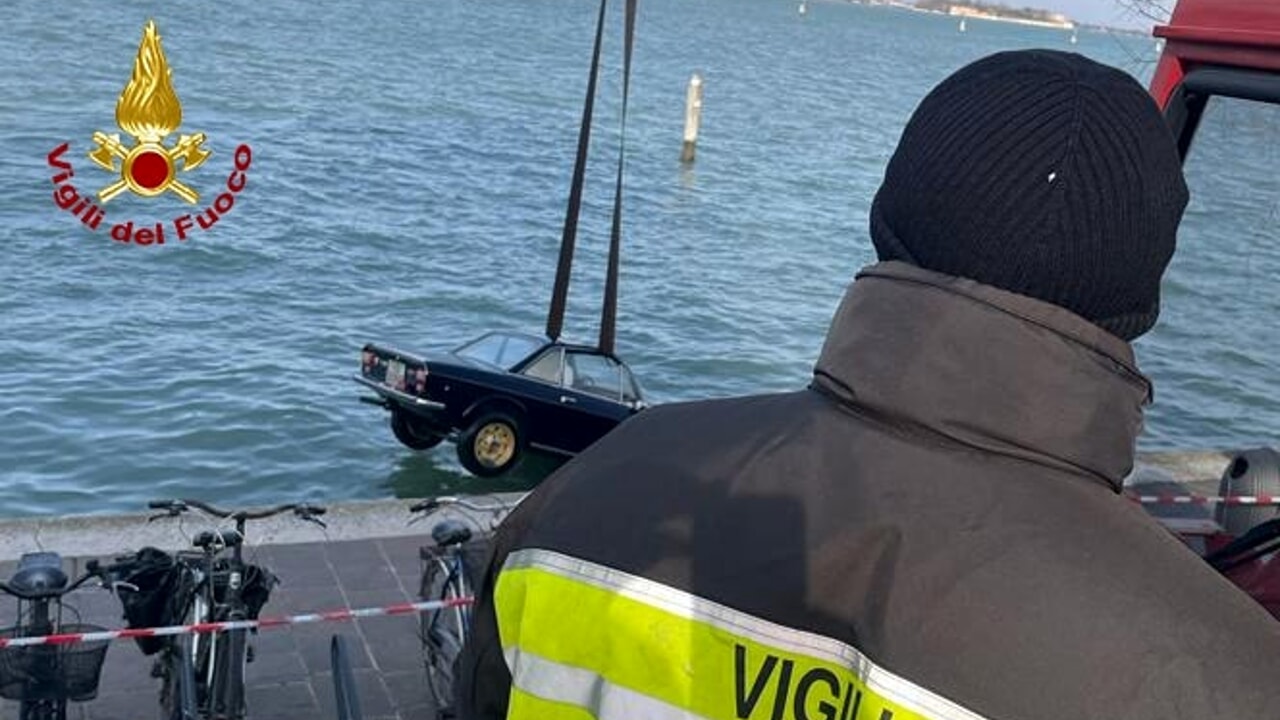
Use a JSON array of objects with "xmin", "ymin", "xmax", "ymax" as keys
[{"xmin": 0, "ymin": 0, "xmax": 1277, "ymax": 517}]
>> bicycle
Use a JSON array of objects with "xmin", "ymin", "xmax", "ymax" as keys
[
  {"xmin": 410, "ymin": 494, "xmax": 522, "ymax": 719},
  {"xmin": 108, "ymin": 499, "xmax": 327, "ymax": 720},
  {"xmin": 0, "ymin": 551, "xmax": 126, "ymax": 720}
]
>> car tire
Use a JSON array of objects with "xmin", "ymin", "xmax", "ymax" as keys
[
  {"xmin": 390, "ymin": 410, "xmax": 444, "ymax": 451},
  {"xmin": 456, "ymin": 411, "xmax": 524, "ymax": 478}
]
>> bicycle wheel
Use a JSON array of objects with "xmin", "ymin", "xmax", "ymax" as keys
[
  {"xmin": 161, "ymin": 635, "xmax": 198, "ymax": 720},
  {"xmin": 12, "ymin": 646, "xmax": 62, "ymax": 720},
  {"xmin": 420, "ymin": 557, "xmax": 467, "ymax": 718},
  {"xmin": 330, "ymin": 635, "xmax": 364, "ymax": 720},
  {"xmin": 164, "ymin": 578, "xmax": 212, "ymax": 716},
  {"xmin": 210, "ymin": 626, "xmax": 247, "ymax": 720},
  {"xmin": 18, "ymin": 698, "xmax": 61, "ymax": 720}
]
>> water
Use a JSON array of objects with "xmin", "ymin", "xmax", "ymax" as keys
[{"xmin": 1, "ymin": 0, "xmax": 1277, "ymax": 517}]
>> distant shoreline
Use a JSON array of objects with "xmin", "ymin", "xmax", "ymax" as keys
[
  {"xmin": 847, "ymin": 0, "xmax": 1152, "ymax": 35},
  {"xmin": 903, "ymin": 0, "xmax": 1075, "ymax": 29},
  {"xmin": 906, "ymin": 8, "xmax": 1074, "ymax": 30},
  {"xmin": 943, "ymin": 9, "xmax": 1074, "ymax": 30}
]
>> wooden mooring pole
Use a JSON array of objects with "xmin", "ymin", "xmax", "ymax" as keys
[{"xmin": 681, "ymin": 73, "xmax": 703, "ymax": 164}]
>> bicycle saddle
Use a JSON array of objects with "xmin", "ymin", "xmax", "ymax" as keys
[
  {"xmin": 432, "ymin": 519, "xmax": 472, "ymax": 548},
  {"xmin": 193, "ymin": 529, "xmax": 244, "ymax": 550},
  {"xmin": 11, "ymin": 552, "xmax": 68, "ymax": 596}
]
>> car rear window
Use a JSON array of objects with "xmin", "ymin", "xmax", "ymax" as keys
[
  {"xmin": 456, "ymin": 333, "xmax": 543, "ymax": 370},
  {"xmin": 497, "ymin": 336, "xmax": 542, "ymax": 368}
]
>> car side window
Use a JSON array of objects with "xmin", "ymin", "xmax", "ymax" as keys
[
  {"xmin": 565, "ymin": 352, "xmax": 622, "ymax": 400},
  {"xmin": 621, "ymin": 366, "xmax": 642, "ymax": 404},
  {"xmin": 521, "ymin": 347, "xmax": 564, "ymax": 385}
]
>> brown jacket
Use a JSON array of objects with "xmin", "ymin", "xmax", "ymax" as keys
[{"xmin": 458, "ymin": 262, "xmax": 1280, "ymax": 720}]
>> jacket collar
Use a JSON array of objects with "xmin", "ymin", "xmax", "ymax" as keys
[{"xmin": 812, "ymin": 262, "xmax": 1152, "ymax": 491}]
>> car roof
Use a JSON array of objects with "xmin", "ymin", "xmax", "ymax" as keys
[
  {"xmin": 469, "ymin": 331, "xmax": 630, "ymax": 365},
  {"xmin": 524, "ymin": 340, "xmax": 631, "ymax": 368},
  {"xmin": 478, "ymin": 330, "xmax": 545, "ymax": 345},
  {"xmin": 551, "ymin": 340, "xmax": 625, "ymax": 357}
]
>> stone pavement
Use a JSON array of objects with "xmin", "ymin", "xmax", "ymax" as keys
[{"xmin": 0, "ymin": 535, "xmax": 464, "ymax": 720}]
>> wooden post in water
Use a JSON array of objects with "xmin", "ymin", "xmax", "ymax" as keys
[{"xmin": 681, "ymin": 73, "xmax": 703, "ymax": 164}]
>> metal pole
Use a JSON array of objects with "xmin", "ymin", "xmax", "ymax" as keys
[{"xmin": 680, "ymin": 73, "xmax": 703, "ymax": 164}]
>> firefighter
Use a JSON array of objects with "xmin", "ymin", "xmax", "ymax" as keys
[{"xmin": 457, "ymin": 50, "xmax": 1280, "ymax": 720}]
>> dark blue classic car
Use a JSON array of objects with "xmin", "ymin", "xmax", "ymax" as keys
[{"xmin": 355, "ymin": 331, "xmax": 645, "ymax": 477}]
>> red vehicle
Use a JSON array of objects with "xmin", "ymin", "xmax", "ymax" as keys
[{"xmin": 1145, "ymin": 0, "xmax": 1280, "ymax": 619}]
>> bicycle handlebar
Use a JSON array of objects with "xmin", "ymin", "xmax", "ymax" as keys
[
  {"xmin": 409, "ymin": 495, "xmax": 517, "ymax": 515},
  {"xmin": 148, "ymin": 498, "xmax": 328, "ymax": 524}
]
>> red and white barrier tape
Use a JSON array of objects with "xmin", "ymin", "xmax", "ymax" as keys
[
  {"xmin": 0, "ymin": 597, "xmax": 473, "ymax": 649},
  {"xmin": 1125, "ymin": 493, "xmax": 1280, "ymax": 506}
]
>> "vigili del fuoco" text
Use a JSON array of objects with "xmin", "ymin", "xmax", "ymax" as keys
[{"xmin": 47, "ymin": 142, "xmax": 253, "ymax": 245}]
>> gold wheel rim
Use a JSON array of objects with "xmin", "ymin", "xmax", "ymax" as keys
[{"xmin": 474, "ymin": 422, "xmax": 515, "ymax": 468}]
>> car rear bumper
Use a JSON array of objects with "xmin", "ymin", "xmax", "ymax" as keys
[{"xmin": 352, "ymin": 375, "xmax": 447, "ymax": 413}]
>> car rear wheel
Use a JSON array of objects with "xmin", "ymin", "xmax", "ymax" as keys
[
  {"xmin": 391, "ymin": 410, "xmax": 444, "ymax": 451},
  {"xmin": 456, "ymin": 411, "xmax": 524, "ymax": 477}
]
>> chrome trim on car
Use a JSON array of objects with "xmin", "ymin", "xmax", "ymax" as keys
[
  {"xmin": 352, "ymin": 375, "xmax": 447, "ymax": 411},
  {"xmin": 530, "ymin": 442, "xmax": 575, "ymax": 457}
]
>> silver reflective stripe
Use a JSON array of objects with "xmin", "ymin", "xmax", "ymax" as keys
[
  {"xmin": 503, "ymin": 549, "xmax": 992, "ymax": 720},
  {"xmin": 506, "ymin": 646, "xmax": 713, "ymax": 720}
]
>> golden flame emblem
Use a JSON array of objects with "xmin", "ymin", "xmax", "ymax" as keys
[{"xmin": 88, "ymin": 20, "xmax": 210, "ymax": 204}]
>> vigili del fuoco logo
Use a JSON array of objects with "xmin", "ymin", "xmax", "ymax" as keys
[{"xmin": 47, "ymin": 19, "xmax": 252, "ymax": 246}]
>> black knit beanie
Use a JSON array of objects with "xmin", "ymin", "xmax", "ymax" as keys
[{"xmin": 870, "ymin": 49, "xmax": 1189, "ymax": 341}]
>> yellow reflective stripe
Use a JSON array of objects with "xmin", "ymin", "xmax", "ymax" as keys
[
  {"xmin": 496, "ymin": 549, "xmax": 990, "ymax": 720},
  {"xmin": 508, "ymin": 684, "xmax": 600, "ymax": 720}
]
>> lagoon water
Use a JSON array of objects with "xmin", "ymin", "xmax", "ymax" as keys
[{"xmin": 1, "ymin": 0, "xmax": 1277, "ymax": 517}]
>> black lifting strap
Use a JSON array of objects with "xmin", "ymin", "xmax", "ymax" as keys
[
  {"xmin": 598, "ymin": 0, "xmax": 636, "ymax": 355},
  {"xmin": 546, "ymin": 0, "xmax": 610, "ymax": 343}
]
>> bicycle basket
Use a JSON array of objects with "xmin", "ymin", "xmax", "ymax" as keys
[
  {"xmin": 0, "ymin": 624, "xmax": 110, "ymax": 702},
  {"xmin": 112, "ymin": 547, "xmax": 182, "ymax": 655}
]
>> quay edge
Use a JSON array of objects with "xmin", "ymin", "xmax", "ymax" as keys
[{"xmin": 0, "ymin": 451, "xmax": 1248, "ymax": 562}]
